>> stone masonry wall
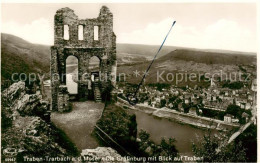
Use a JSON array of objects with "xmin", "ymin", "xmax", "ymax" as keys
[{"xmin": 51, "ymin": 6, "xmax": 117, "ymax": 110}]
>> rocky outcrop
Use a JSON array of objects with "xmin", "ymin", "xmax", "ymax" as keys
[
  {"xmin": 1, "ymin": 82, "xmax": 72, "ymax": 162},
  {"xmin": 2, "ymin": 116, "xmax": 67, "ymax": 160},
  {"xmin": 81, "ymin": 147, "xmax": 128, "ymax": 163},
  {"xmin": 1, "ymin": 81, "xmax": 50, "ymax": 123},
  {"xmin": 2, "ymin": 81, "xmax": 26, "ymax": 106}
]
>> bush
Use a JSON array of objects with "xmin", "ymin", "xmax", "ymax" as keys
[
  {"xmin": 95, "ymin": 104, "xmax": 138, "ymax": 154},
  {"xmin": 139, "ymin": 129, "xmax": 150, "ymax": 142},
  {"xmin": 235, "ymin": 125, "xmax": 257, "ymax": 162},
  {"xmin": 138, "ymin": 130, "xmax": 178, "ymax": 158}
]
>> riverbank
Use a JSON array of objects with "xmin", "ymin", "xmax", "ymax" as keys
[{"xmin": 117, "ymin": 97, "xmax": 239, "ymax": 131}]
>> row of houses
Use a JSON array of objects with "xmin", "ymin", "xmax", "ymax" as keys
[{"xmin": 117, "ymin": 78, "xmax": 256, "ymax": 124}]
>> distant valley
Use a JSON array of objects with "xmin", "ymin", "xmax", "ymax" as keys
[{"xmin": 1, "ymin": 33, "xmax": 256, "ymax": 87}]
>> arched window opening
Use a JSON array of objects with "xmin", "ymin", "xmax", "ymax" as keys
[
  {"xmin": 89, "ymin": 56, "xmax": 100, "ymax": 82},
  {"xmin": 66, "ymin": 56, "xmax": 78, "ymax": 94}
]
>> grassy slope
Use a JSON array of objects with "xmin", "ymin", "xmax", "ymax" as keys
[
  {"xmin": 1, "ymin": 33, "xmax": 50, "ymax": 83},
  {"xmin": 157, "ymin": 49, "xmax": 256, "ymax": 65}
]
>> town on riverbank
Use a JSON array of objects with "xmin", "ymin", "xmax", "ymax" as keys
[{"xmin": 117, "ymin": 75, "xmax": 256, "ymax": 128}]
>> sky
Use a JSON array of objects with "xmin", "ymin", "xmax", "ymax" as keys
[{"xmin": 1, "ymin": 3, "xmax": 257, "ymax": 52}]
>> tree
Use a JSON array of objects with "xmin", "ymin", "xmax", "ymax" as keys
[
  {"xmin": 148, "ymin": 99, "xmax": 152, "ymax": 106},
  {"xmin": 139, "ymin": 129, "xmax": 150, "ymax": 142},
  {"xmin": 182, "ymin": 103, "xmax": 190, "ymax": 113},
  {"xmin": 222, "ymin": 81, "xmax": 244, "ymax": 89},
  {"xmin": 95, "ymin": 104, "xmax": 137, "ymax": 147},
  {"xmin": 160, "ymin": 99, "xmax": 166, "ymax": 108},
  {"xmin": 160, "ymin": 138, "xmax": 178, "ymax": 157},
  {"xmin": 168, "ymin": 96, "xmax": 177, "ymax": 103},
  {"xmin": 226, "ymin": 105, "xmax": 241, "ymax": 117},
  {"xmin": 192, "ymin": 129, "xmax": 246, "ymax": 162},
  {"xmin": 128, "ymin": 114, "xmax": 137, "ymax": 140},
  {"xmin": 138, "ymin": 130, "xmax": 178, "ymax": 158},
  {"xmin": 235, "ymin": 125, "xmax": 257, "ymax": 162},
  {"xmin": 225, "ymin": 104, "xmax": 251, "ymax": 123}
]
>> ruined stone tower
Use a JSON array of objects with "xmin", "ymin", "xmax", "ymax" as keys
[{"xmin": 50, "ymin": 6, "xmax": 117, "ymax": 111}]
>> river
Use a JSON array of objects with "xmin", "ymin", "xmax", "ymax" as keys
[{"xmin": 127, "ymin": 109, "xmax": 210, "ymax": 156}]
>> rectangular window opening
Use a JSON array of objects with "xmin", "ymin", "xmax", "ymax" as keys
[
  {"xmin": 78, "ymin": 25, "xmax": 84, "ymax": 40},
  {"xmin": 64, "ymin": 25, "xmax": 69, "ymax": 40},
  {"xmin": 94, "ymin": 26, "xmax": 99, "ymax": 41}
]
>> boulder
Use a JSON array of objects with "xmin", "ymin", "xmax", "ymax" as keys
[
  {"xmin": 2, "ymin": 82, "xmax": 27, "ymax": 129},
  {"xmin": 16, "ymin": 94, "xmax": 41, "ymax": 115},
  {"xmin": 2, "ymin": 81, "xmax": 50, "ymax": 123}
]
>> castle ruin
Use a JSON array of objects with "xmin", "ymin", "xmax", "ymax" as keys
[{"xmin": 50, "ymin": 6, "xmax": 117, "ymax": 111}]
